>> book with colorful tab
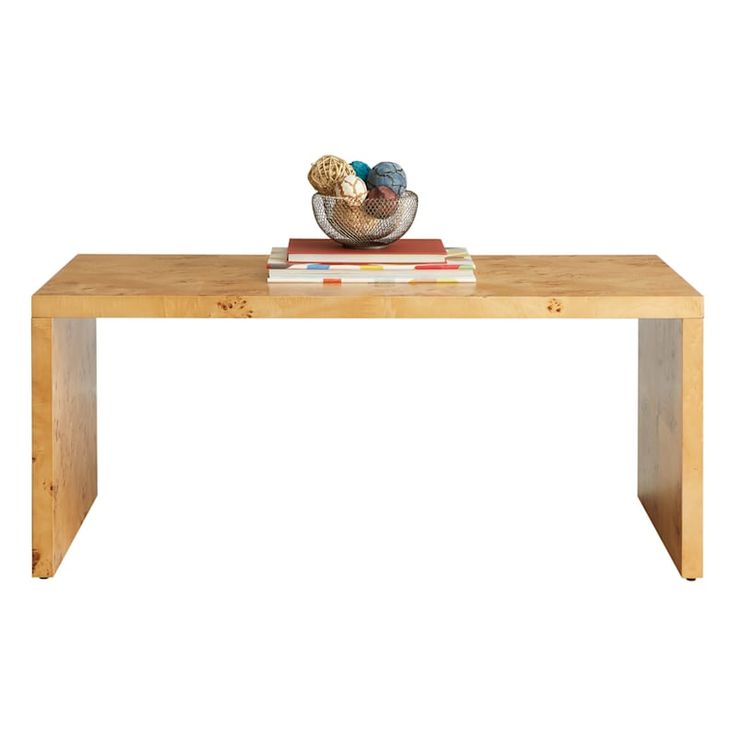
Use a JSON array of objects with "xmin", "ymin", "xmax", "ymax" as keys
[
  {"xmin": 267, "ymin": 271, "xmax": 476, "ymax": 283},
  {"xmin": 287, "ymin": 238, "xmax": 447, "ymax": 264},
  {"xmin": 267, "ymin": 246, "xmax": 477, "ymax": 283},
  {"xmin": 269, "ymin": 247, "xmax": 474, "ymax": 270}
]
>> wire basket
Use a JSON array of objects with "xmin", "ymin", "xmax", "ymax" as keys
[{"xmin": 312, "ymin": 191, "xmax": 418, "ymax": 248}]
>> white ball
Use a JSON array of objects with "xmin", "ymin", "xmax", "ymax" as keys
[{"xmin": 335, "ymin": 174, "xmax": 367, "ymax": 206}]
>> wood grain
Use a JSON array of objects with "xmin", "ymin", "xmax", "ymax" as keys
[
  {"xmin": 32, "ymin": 318, "xmax": 97, "ymax": 577},
  {"xmin": 638, "ymin": 318, "xmax": 703, "ymax": 578},
  {"xmin": 33, "ymin": 254, "xmax": 703, "ymax": 319}
]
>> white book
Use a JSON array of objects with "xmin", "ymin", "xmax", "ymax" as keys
[
  {"xmin": 268, "ymin": 246, "xmax": 475, "ymax": 271},
  {"xmin": 268, "ymin": 271, "xmax": 476, "ymax": 284}
]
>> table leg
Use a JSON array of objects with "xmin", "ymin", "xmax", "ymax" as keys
[
  {"xmin": 638, "ymin": 318, "xmax": 703, "ymax": 578},
  {"xmin": 32, "ymin": 318, "xmax": 97, "ymax": 577}
]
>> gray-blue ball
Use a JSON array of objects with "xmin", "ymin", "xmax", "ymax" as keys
[{"xmin": 367, "ymin": 161, "xmax": 407, "ymax": 195}]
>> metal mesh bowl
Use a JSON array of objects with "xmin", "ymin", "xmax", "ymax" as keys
[{"xmin": 312, "ymin": 191, "xmax": 418, "ymax": 248}]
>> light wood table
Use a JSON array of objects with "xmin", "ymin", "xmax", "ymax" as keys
[{"xmin": 32, "ymin": 254, "xmax": 703, "ymax": 578}]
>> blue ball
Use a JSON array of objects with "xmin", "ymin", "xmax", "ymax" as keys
[
  {"xmin": 351, "ymin": 160, "xmax": 371, "ymax": 182},
  {"xmin": 367, "ymin": 161, "xmax": 407, "ymax": 195}
]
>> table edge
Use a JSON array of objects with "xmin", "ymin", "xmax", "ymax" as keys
[{"xmin": 32, "ymin": 292, "xmax": 704, "ymax": 319}]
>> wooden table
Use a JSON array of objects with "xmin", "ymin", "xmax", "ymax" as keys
[{"xmin": 32, "ymin": 254, "xmax": 703, "ymax": 578}]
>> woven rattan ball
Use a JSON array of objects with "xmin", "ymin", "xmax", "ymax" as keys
[{"xmin": 308, "ymin": 155, "xmax": 354, "ymax": 195}]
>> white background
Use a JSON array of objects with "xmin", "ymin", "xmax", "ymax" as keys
[{"xmin": 1, "ymin": 1, "xmax": 735, "ymax": 733}]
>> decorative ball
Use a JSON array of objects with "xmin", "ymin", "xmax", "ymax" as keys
[
  {"xmin": 364, "ymin": 185, "xmax": 398, "ymax": 219},
  {"xmin": 331, "ymin": 200, "xmax": 379, "ymax": 236},
  {"xmin": 350, "ymin": 161, "xmax": 371, "ymax": 182},
  {"xmin": 335, "ymin": 174, "xmax": 368, "ymax": 206},
  {"xmin": 367, "ymin": 161, "xmax": 407, "ymax": 195},
  {"xmin": 308, "ymin": 155, "xmax": 354, "ymax": 195}
]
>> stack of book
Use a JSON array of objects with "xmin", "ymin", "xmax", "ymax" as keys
[{"xmin": 267, "ymin": 239, "xmax": 476, "ymax": 284}]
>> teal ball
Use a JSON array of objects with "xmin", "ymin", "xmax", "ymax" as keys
[
  {"xmin": 367, "ymin": 161, "xmax": 407, "ymax": 195},
  {"xmin": 351, "ymin": 161, "xmax": 371, "ymax": 182}
]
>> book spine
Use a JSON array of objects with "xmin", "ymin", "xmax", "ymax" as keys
[
  {"xmin": 269, "ymin": 262, "xmax": 475, "ymax": 271},
  {"xmin": 268, "ymin": 277, "xmax": 476, "ymax": 284}
]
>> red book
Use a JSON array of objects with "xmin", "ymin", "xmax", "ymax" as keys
[{"xmin": 287, "ymin": 238, "xmax": 447, "ymax": 264}]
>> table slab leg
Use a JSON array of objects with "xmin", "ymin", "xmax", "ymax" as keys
[
  {"xmin": 32, "ymin": 318, "xmax": 97, "ymax": 577},
  {"xmin": 638, "ymin": 318, "xmax": 703, "ymax": 578}
]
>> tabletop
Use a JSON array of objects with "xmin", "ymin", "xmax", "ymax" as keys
[{"xmin": 32, "ymin": 254, "xmax": 703, "ymax": 319}]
